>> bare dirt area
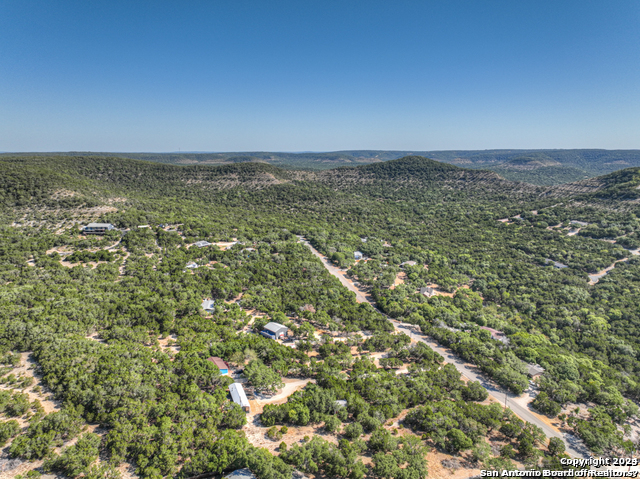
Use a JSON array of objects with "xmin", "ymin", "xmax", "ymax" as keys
[
  {"xmin": 253, "ymin": 379, "xmax": 313, "ymax": 409},
  {"xmin": 243, "ymin": 378, "xmax": 316, "ymax": 450},
  {"xmin": 244, "ymin": 416, "xmax": 337, "ymax": 455},
  {"xmin": 424, "ymin": 283, "xmax": 455, "ymax": 298},
  {"xmin": 157, "ymin": 334, "xmax": 180, "ymax": 355},
  {"xmin": 389, "ymin": 272, "xmax": 407, "ymax": 290},
  {"xmin": 215, "ymin": 241, "xmax": 237, "ymax": 250}
]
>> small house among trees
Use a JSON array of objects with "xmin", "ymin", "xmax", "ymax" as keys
[
  {"xmin": 354, "ymin": 251, "xmax": 364, "ymax": 260},
  {"xmin": 194, "ymin": 240, "xmax": 212, "ymax": 248},
  {"xmin": 420, "ymin": 286, "xmax": 435, "ymax": 297},
  {"xmin": 527, "ymin": 363, "xmax": 545, "ymax": 378},
  {"xmin": 207, "ymin": 357, "xmax": 229, "ymax": 375},
  {"xmin": 201, "ymin": 299, "xmax": 215, "ymax": 312},
  {"xmin": 82, "ymin": 223, "xmax": 115, "ymax": 235},
  {"xmin": 261, "ymin": 322, "xmax": 289, "ymax": 340}
]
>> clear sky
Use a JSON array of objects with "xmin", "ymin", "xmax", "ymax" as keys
[{"xmin": 1, "ymin": 1, "xmax": 639, "ymax": 152}]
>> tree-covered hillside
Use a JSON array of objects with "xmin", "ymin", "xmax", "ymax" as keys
[
  {"xmin": 1, "ymin": 155, "xmax": 640, "ymax": 478},
  {"xmin": 4, "ymin": 149, "xmax": 640, "ymax": 184}
]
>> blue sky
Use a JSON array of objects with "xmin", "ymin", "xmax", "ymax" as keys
[{"xmin": 1, "ymin": 1, "xmax": 639, "ymax": 151}]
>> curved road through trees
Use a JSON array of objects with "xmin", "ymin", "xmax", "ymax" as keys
[{"xmin": 300, "ymin": 237, "xmax": 589, "ymax": 459}]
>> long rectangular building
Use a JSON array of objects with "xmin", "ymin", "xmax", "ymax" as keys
[
  {"xmin": 229, "ymin": 383, "xmax": 250, "ymax": 412},
  {"xmin": 83, "ymin": 223, "xmax": 115, "ymax": 235}
]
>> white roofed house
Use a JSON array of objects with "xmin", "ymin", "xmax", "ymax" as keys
[
  {"xmin": 229, "ymin": 383, "xmax": 250, "ymax": 412},
  {"xmin": 224, "ymin": 469, "xmax": 256, "ymax": 479},
  {"xmin": 194, "ymin": 240, "xmax": 212, "ymax": 248},
  {"xmin": 201, "ymin": 299, "xmax": 215, "ymax": 313},
  {"xmin": 354, "ymin": 251, "xmax": 364, "ymax": 260},
  {"xmin": 82, "ymin": 223, "xmax": 115, "ymax": 235}
]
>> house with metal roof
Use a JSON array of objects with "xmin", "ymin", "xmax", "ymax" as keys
[
  {"xmin": 526, "ymin": 363, "xmax": 545, "ymax": 378},
  {"xmin": 224, "ymin": 468, "xmax": 256, "ymax": 479},
  {"xmin": 229, "ymin": 383, "xmax": 250, "ymax": 412},
  {"xmin": 83, "ymin": 223, "xmax": 115, "ymax": 235},
  {"xmin": 354, "ymin": 251, "xmax": 364, "ymax": 260},
  {"xmin": 186, "ymin": 261, "xmax": 198, "ymax": 269},
  {"xmin": 401, "ymin": 261, "xmax": 417, "ymax": 267},
  {"xmin": 194, "ymin": 240, "xmax": 212, "ymax": 248},
  {"xmin": 201, "ymin": 299, "xmax": 215, "ymax": 313},
  {"xmin": 420, "ymin": 286, "xmax": 435, "ymax": 297},
  {"xmin": 207, "ymin": 357, "xmax": 229, "ymax": 374},
  {"xmin": 261, "ymin": 322, "xmax": 289, "ymax": 340}
]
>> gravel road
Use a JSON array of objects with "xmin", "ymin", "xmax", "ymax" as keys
[{"xmin": 300, "ymin": 237, "xmax": 589, "ymax": 459}]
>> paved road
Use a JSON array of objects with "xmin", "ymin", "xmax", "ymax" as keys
[{"xmin": 300, "ymin": 238, "xmax": 589, "ymax": 459}]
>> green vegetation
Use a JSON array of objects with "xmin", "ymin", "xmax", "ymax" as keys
[
  {"xmin": 2, "ymin": 154, "xmax": 640, "ymax": 477},
  {"xmin": 5, "ymin": 149, "xmax": 640, "ymax": 184}
]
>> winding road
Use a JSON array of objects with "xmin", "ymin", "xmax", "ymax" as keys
[{"xmin": 299, "ymin": 237, "xmax": 589, "ymax": 459}]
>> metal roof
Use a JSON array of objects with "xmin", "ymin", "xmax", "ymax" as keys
[
  {"xmin": 263, "ymin": 322, "xmax": 289, "ymax": 334},
  {"xmin": 224, "ymin": 468, "xmax": 257, "ymax": 479},
  {"xmin": 527, "ymin": 363, "xmax": 545, "ymax": 376},
  {"xmin": 85, "ymin": 223, "xmax": 114, "ymax": 228},
  {"xmin": 229, "ymin": 383, "xmax": 250, "ymax": 409},
  {"xmin": 201, "ymin": 299, "xmax": 215, "ymax": 310},
  {"xmin": 207, "ymin": 357, "xmax": 228, "ymax": 371},
  {"xmin": 194, "ymin": 240, "xmax": 211, "ymax": 247}
]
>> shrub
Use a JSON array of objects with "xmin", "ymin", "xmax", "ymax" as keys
[
  {"xmin": 324, "ymin": 415, "xmax": 341, "ymax": 433},
  {"xmin": 0, "ymin": 419, "xmax": 20, "ymax": 446},
  {"xmin": 344, "ymin": 422, "xmax": 363, "ymax": 439},
  {"xmin": 267, "ymin": 426, "xmax": 283, "ymax": 441}
]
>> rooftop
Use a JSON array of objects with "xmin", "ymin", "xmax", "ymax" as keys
[
  {"xmin": 207, "ymin": 357, "xmax": 228, "ymax": 371},
  {"xmin": 527, "ymin": 363, "xmax": 545, "ymax": 376},
  {"xmin": 201, "ymin": 299, "xmax": 215, "ymax": 311},
  {"xmin": 85, "ymin": 223, "xmax": 114, "ymax": 228},
  {"xmin": 224, "ymin": 468, "xmax": 257, "ymax": 479},
  {"xmin": 263, "ymin": 322, "xmax": 289, "ymax": 334},
  {"xmin": 229, "ymin": 383, "xmax": 250, "ymax": 408}
]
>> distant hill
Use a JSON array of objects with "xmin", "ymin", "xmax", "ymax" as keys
[
  {"xmin": 2, "ymin": 155, "xmax": 639, "ymax": 213},
  {"xmin": 488, "ymin": 156, "xmax": 591, "ymax": 186},
  {"xmin": 551, "ymin": 166, "xmax": 640, "ymax": 200},
  {"xmin": 313, "ymin": 155, "xmax": 540, "ymax": 198},
  {"xmin": 3, "ymin": 149, "xmax": 639, "ymax": 185}
]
